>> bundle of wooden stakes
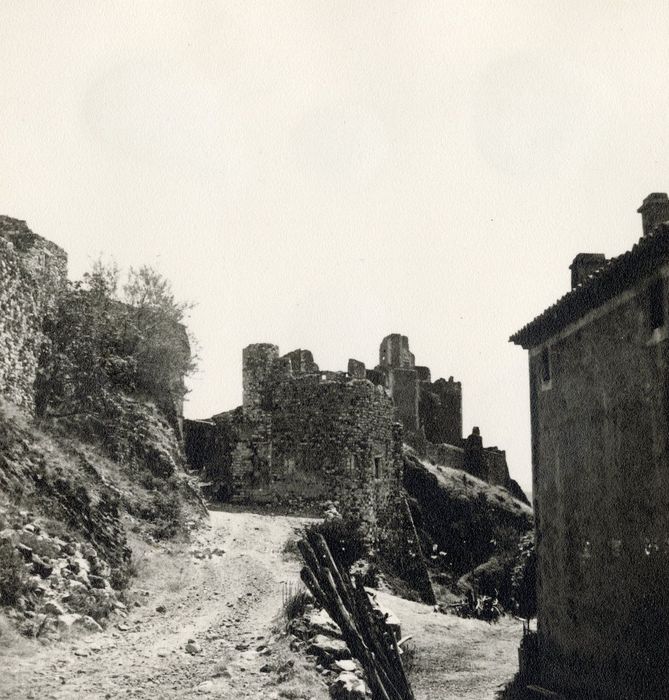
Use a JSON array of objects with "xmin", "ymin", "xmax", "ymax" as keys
[{"xmin": 298, "ymin": 532, "xmax": 415, "ymax": 700}]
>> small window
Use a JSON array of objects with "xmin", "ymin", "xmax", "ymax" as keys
[
  {"xmin": 541, "ymin": 347, "xmax": 551, "ymax": 384},
  {"xmin": 649, "ymin": 278, "xmax": 665, "ymax": 331},
  {"xmin": 374, "ymin": 456, "xmax": 382, "ymax": 478}
]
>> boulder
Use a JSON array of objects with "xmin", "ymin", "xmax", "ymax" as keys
[
  {"xmin": 42, "ymin": 601, "xmax": 66, "ymax": 616},
  {"xmin": 88, "ymin": 574, "xmax": 106, "ymax": 589},
  {"xmin": 16, "ymin": 543, "xmax": 33, "ymax": 562},
  {"xmin": 307, "ymin": 635, "xmax": 351, "ymax": 662},
  {"xmin": 31, "ymin": 555, "xmax": 53, "ymax": 579},
  {"xmin": 185, "ymin": 639, "xmax": 202, "ymax": 655},
  {"xmin": 305, "ymin": 608, "xmax": 342, "ymax": 639},
  {"xmin": 333, "ymin": 660, "xmax": 359, "ymax": 673},
  {"xmin": 329, "ymin": 671, "xmax": 368, "ymax": 699}
]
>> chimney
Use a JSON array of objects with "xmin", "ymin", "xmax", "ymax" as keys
[
  {"xmin": 569, "ymin": 253, "xmax": 607, "ymax": 289},
  {"xmin": 637, "ymin": 192, "xmax": 669, "ymax": 236}
]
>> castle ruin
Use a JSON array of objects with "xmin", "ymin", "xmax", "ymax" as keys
[{"xmin": 185, "ymin": 334, "xmax": 523, "ymax": 527}]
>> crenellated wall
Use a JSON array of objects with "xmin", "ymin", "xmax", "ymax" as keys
[{"xmin": 0, "ymin": 217, "xmax": 67, "ymax": 412}]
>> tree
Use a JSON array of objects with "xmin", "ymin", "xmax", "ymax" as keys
[
  {"xmin": 36, "ymin": 260, "xmax": 196, "ymax": 423},
  {"xmin": 120, "ymin": 266, "xmax": 196, "ymax": 412}
]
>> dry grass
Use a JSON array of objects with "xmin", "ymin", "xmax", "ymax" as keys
[
  {"xmin": 282, "ymin": 590, "xmax": 312, "ymax": 623},
  {"xmin": 0, "ymin": 613, "xmax": 37, "ymax": 657},
  {"xmin": 374, "ymin": 589, "xmax": 522, "ymax": 700},
  {"xmin": 416, "ymin": 455, "xmax": 532, "ymax": 515}
]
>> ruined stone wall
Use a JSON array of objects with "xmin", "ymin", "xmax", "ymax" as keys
[
  {"xmin": 530, "ymin": 268, "xmax": 669, "ymax": 698},
  {"xmin": 0, "ymin": 218, "xmax": 67, "ymax": 412},
  {"xmin": 425, "ymin": 441, "xmax": 510, "ymax": 487},
  {"xmin": 389, "ymin": 368, "xmax": 419, "ymax": 433},
  {"xmin": 230, "ymin": 375, "xmax": 403, "ymax": 531},
  {"xmin": 379, "ymin": 334, "xmax": 415, "ymax": 369},
  {"xmin": 242, "ymin": 343, "xmax": 280, "ymax": 414},
  {"xmin": 283, "ymin": 349, "xmax": 319, "ymax": 375},
  {"xmin": 425, "ymin": 442, "xmax": 465, "ymax": 470},
  {"xmin": 419, "ymin": 377, "xmax": 462, "ymax": 445}
]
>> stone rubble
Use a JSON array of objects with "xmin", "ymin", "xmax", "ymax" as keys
[
  {"xmin": 288, "ymin": 604, "xmax": 374, "ymax": 699},
  {"xmin": 0, "ymin": 508, "xmax": 126, "ymax": 639}
]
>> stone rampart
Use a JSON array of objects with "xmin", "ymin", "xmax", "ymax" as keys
[{"xmin": 0, "ymin": 217, "xmax": 67, "ymax": 411}]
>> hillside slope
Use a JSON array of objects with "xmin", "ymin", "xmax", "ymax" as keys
[
  {"xmin": 0, "ymin": 398, "xmax": 203, "ymax": 639},
  {"xmin": 403, "ymin": 450, "xmax": 533, "ymax": 603}
]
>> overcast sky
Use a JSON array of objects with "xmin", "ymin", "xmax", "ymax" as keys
[{"xmin": 3, "ymin": 1, "xmax": 669, "ymax": 490}]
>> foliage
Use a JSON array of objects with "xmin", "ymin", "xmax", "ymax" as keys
[
  {"xmin": 465, "ymin": 553, "xmax": 516, "ymax": 607},
  {"xmin": 17, "ymin": 531, "xmax": 61, "ymax": 560},
  {"xmin": 140, "ymin": 488, "xmax": 183, "ymax": 540},
  {"xmin": 510, "ymin": 532, "xmax": 537, "ymax": 622},
  {"xmin": 36, "ymin": 260, "xmax": 196, "ymax": 423},
  {"xmin": 282, "ymin": 590, "xmax": 313, "ymax": 622},
  {"xmin": 66, "ymin": 588, "xmax": 116, "ymax": 623},
  {"xmin": 304, "ymin": 518, "xmax": 367, "ymax": 569},
  {"xmin": 400, "ymin": 640, "xmax": 418, "ymax": 677},
  {"xmin": 281, "ymin": 536, "xmax": 301, "ymax": 561},
  {"xmin": 0, "ymin": 540, "xmax": 26, "ymax": 606},
  {"xmin": 451, "ymin": 589, "xmax": 503, "ymax": 623}
]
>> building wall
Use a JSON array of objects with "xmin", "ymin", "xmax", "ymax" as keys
[
  {"xmin": 389, "ymin": 368, "xmax": 419, "ymax": 433},
  {"xmin": 530, "ymin": 268, "xmax": 669, "ymax": 698},
  {"xmin": 224, "ymin": 345, "xmax": 405, "ymax": 531},
  {"xmin": 379, "ymin": 334, "xmax": 415, "ymax": 369},
  {"xmin": 425, "ymin": 441, "xmax": 511, "ymax": 487},
  {"xmin": 419, "ymin": 377, "xmax": 462, "ymax": 445},
  {"xmin": 0, "ymin": 217, "xmax": 67, "ymax": 412}
]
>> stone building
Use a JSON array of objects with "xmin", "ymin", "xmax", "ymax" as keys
[
  {"xmin": 370, "ymin": 334, "xmax": 520, "ymax": 493},
  {"xmin": 510, "ymin": 192, "xmax": 669, "ymax": 698},
  {"xmin": 370, "ymin": 333, "xmax": 463, "ymax": 445},
  {"xmin": 188, "ymin": 342, "xmax": 404, "ymax": 532},
  {"xmin": 0, "ymin": 216, "xmax": 67, "ymax": 412},
  {"xmin": 186, "ymin": 334, "xmax": 525, "ymax": 524}
]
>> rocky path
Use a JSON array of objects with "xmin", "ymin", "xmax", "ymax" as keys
[{"xmin": 2, "ymin": 509, "xmax": 329, "ymax": 700}]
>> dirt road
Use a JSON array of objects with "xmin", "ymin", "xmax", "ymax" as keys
[
  {"xmin": 2, "ymin": 508, "xmax": 330, "ymax": 700},
  {"xmin": 2, "ymin": 508, "xmax": 522, "ymax": 699}
]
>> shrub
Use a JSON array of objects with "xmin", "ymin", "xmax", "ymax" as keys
[
  {"xmin": 282, "ymin": 536, "xmax": 301, "ymax": 561},
  {"xmin": 491, "ymin": 524, "xmax": 523, "ymax": 555},
  {"xmin": 36, "ymin": 261, "xmax": 196, "ymax": 423},
  {"xmin": 304, "ymin": 518, "xmax": 367, "ymax": 569},
  {"xmin": 511, "ymin": 532, "xmax": 537, "ymax": 622},
  {"xmin": 0, "ymin": 540, "xmax": 26, "ymax": 606},
  {"xmin": 400, "ymin": 640, "xmax": 418, "ymax": 677},
  {"xmin": 452, "ymin": 589, "xmax": 503, "ymax": 623},
  {"xmin": 109, "ymin": 560, "xmax": 135, "ymax": 591},
  {"xmin": 283, "ymin": 590, "xmax": 312, "ymax": 622},
  {"xmin": 466, "ymin": 553, "xmax": 516, "ymax": 608},
  {"xmin": 148, "ymin": 490, "xmax": 182, "ymax": 540},
  {"xmin": 17, "ymin": 532, "xmax": 61, "ymax": 560},
  {"xmin": 67, "ymin": 589, "xmax": 115, "ymax": 623}
]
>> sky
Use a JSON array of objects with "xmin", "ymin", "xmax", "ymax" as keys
[{"xmin": 3, "ymin": 1, "xmax": 669, "ymax": 490}]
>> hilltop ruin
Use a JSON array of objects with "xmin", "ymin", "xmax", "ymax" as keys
[{"xmin": 185, "ymin": 334, "xmax": 525, "ymax": 528}]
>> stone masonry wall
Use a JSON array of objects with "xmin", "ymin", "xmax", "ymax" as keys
[
  {"xmin": 530, "ymin": 268, "xmax": 669, "ymax": 698},
  {"xmin": 421, "ymin": 377, "xmax": 462, "ymax": 445},
  {"xmin": 0, "ymin": 217, "xmax": 67, "ymax": 412},
  {"xmin": 229, "ymin": 373, "xmax": 403, "ymax": 532}
]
